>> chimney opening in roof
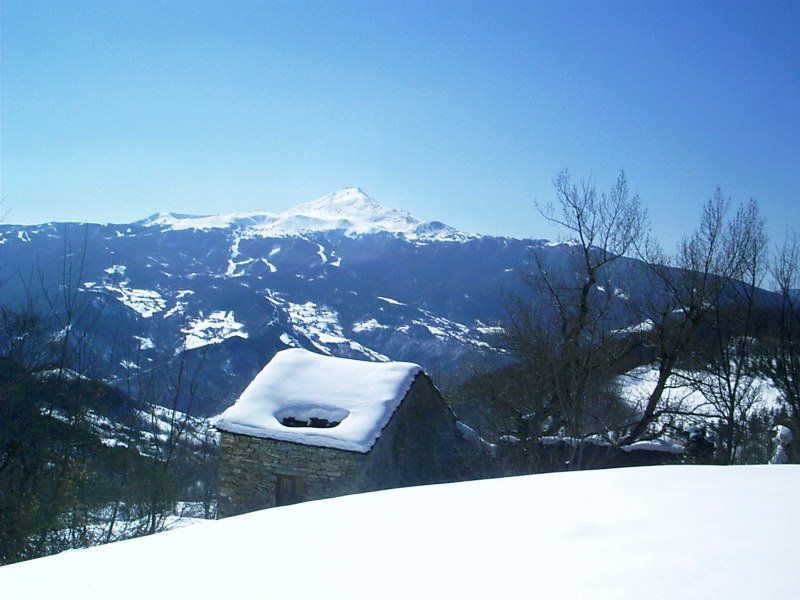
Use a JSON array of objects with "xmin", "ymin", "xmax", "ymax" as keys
[
  {"xmin": 281, "ymin": 416, "xmax": 341, "ymax": 428},
  {"xmin": 277, "ymin": 406, "xmax": 349, "ymax": 429}
]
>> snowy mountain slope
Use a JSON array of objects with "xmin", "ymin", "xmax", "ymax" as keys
[
  {"xmin": 0, "ymin": 188, "xmax": 646, "ymax": 414},
  {"xmin": 1, "ymin": 465, "xmax": 797, "ymax": 599}
]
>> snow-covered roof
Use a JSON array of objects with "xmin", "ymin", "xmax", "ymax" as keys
[
  {"xmin": 621, "ymin": 439, "xmax": 685, "ymax": 454},
  {"xmin": 213, "ymin": 348, "xmax": 422, "ymax": 452}
]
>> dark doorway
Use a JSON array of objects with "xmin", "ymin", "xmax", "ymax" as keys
[{"xmin": 276, "ymin": 474, "xmax": 306, "ymax": 506}]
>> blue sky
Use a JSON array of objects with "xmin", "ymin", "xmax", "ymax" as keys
[{"xmin": 2, "ymin": 0, "xmax": 799, "ymax": 249}]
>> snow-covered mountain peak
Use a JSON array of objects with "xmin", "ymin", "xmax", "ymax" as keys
[
  {"xmin": 296, "ymin": 187, "xmax": 398, "ymax": 221},
  {"xmin": 304, "ymin": 186, "xmax": 377, "ymax": 211},
  {"xmin": 279, "ymin": 187, "xmax": 422, "ymax": 237},
  {"xmin": 139, "ymin": 188, "xmax": 475, "ymax": 241}
]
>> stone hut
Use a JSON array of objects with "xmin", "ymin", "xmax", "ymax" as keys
[{"xmin": 214, "ymin": 348, "xmax": 472, "ymax": 518}]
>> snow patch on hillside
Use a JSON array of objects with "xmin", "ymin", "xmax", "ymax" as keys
[
  {"xmin": 475, "ymin": 322, "xmax": 504, "ymax": 336},
  {"xmin": 279, "ymin": 332, "xmax": 299, "ymax": 347},
  {"xmin": 226, "ymin": 257, "xmax": 255, "ymax": 277},
  {"xmin": 352, "ymin": 319, "xmax": 390, "ymax": 333},
  {"xmin": 414, "ymin": 310, "xmax": 491, "ymax": 348},
  {"xmin": 82, "ymin": 267, "xmax": 168, "ymax": 318},
  {"xmin": 612, "ymin": 318, "xmax": 654, "ymax": 336},
  {"xmin": 84, "ymin": 280, "xmax": 166, "ymax": 318},
  {"xmin": 104, "ymin": 264, "xmax": 126, "ymax": 277},
  {"xmin": 315, "ymin": 243, "xmax": 328, "ymax": 264},
  {"xmin": 286, "ymin": 301, "xmax": 389, "ymax": 361},
  {"xmin": 182, "ymin": 311, "xmax": 247, "ymax": 350},
  {"xmin": 163, "ymin": 290, "xmax": 194, "ymax": 318},
  {"xmin": 134, "ymin": 336, "xmax": 154, "ymax": 350}
]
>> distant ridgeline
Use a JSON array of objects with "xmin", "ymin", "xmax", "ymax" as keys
[{"xmin": 0, "ymin": 187, "xmax": 781, "ymax": 417}]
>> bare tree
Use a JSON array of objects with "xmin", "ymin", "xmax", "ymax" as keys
[
  {"xmin": 684, "ymin": 203, "xmax": 768, "ymax": 463},
  {"xmin": 111, "ymin": 325, "xmax": 218, "ymax": 536},
  {"xmin": 760, "ymin": 233, "xmax": 800, "ymax": 450},
  {"xmin": 623, "ymin": 193, "xmax": 766, "ymax": 443},
  {"xmin": 504, "ymin": 170, "xmax": 647, "ymax": 446}
]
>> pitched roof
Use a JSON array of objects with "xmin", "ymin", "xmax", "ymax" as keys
[{"xmin": 213, "ymin": 348, "xmax": 422, "ymax": 452}]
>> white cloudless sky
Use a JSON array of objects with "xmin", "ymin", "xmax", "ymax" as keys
[{"xmin": 2, "ymin": 0, "xmax": 799, "ymax": 250}]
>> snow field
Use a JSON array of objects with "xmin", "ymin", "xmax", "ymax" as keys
[{"xmin": 1, "ymin": 465, "xmax": 797, "ymax": 599}]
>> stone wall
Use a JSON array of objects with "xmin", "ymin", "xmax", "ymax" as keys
[
  {"xmin": 217, "ymin": 432, "xmax": 366, "ymax": 518},
  {"xmin": 361, "ymin": 374, "xmax": 464, "ymax": 490}
]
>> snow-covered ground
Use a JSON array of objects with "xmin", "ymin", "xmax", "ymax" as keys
[
  {"xmin": 618, "ymin": 365, "xmax": 783, "ymax": 416},
  {"xmin": 1, "ymin": 465, "xmax": 797, "ymax": 598}
]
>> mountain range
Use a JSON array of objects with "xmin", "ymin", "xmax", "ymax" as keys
[{"xmin": 0, "ymin": 187, "xmax": 642, "ymax": 414}]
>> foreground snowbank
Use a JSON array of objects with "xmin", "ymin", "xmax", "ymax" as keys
[{"xmin": 1, "ymin": 466, "xmax": 798, "ymax": 599}]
